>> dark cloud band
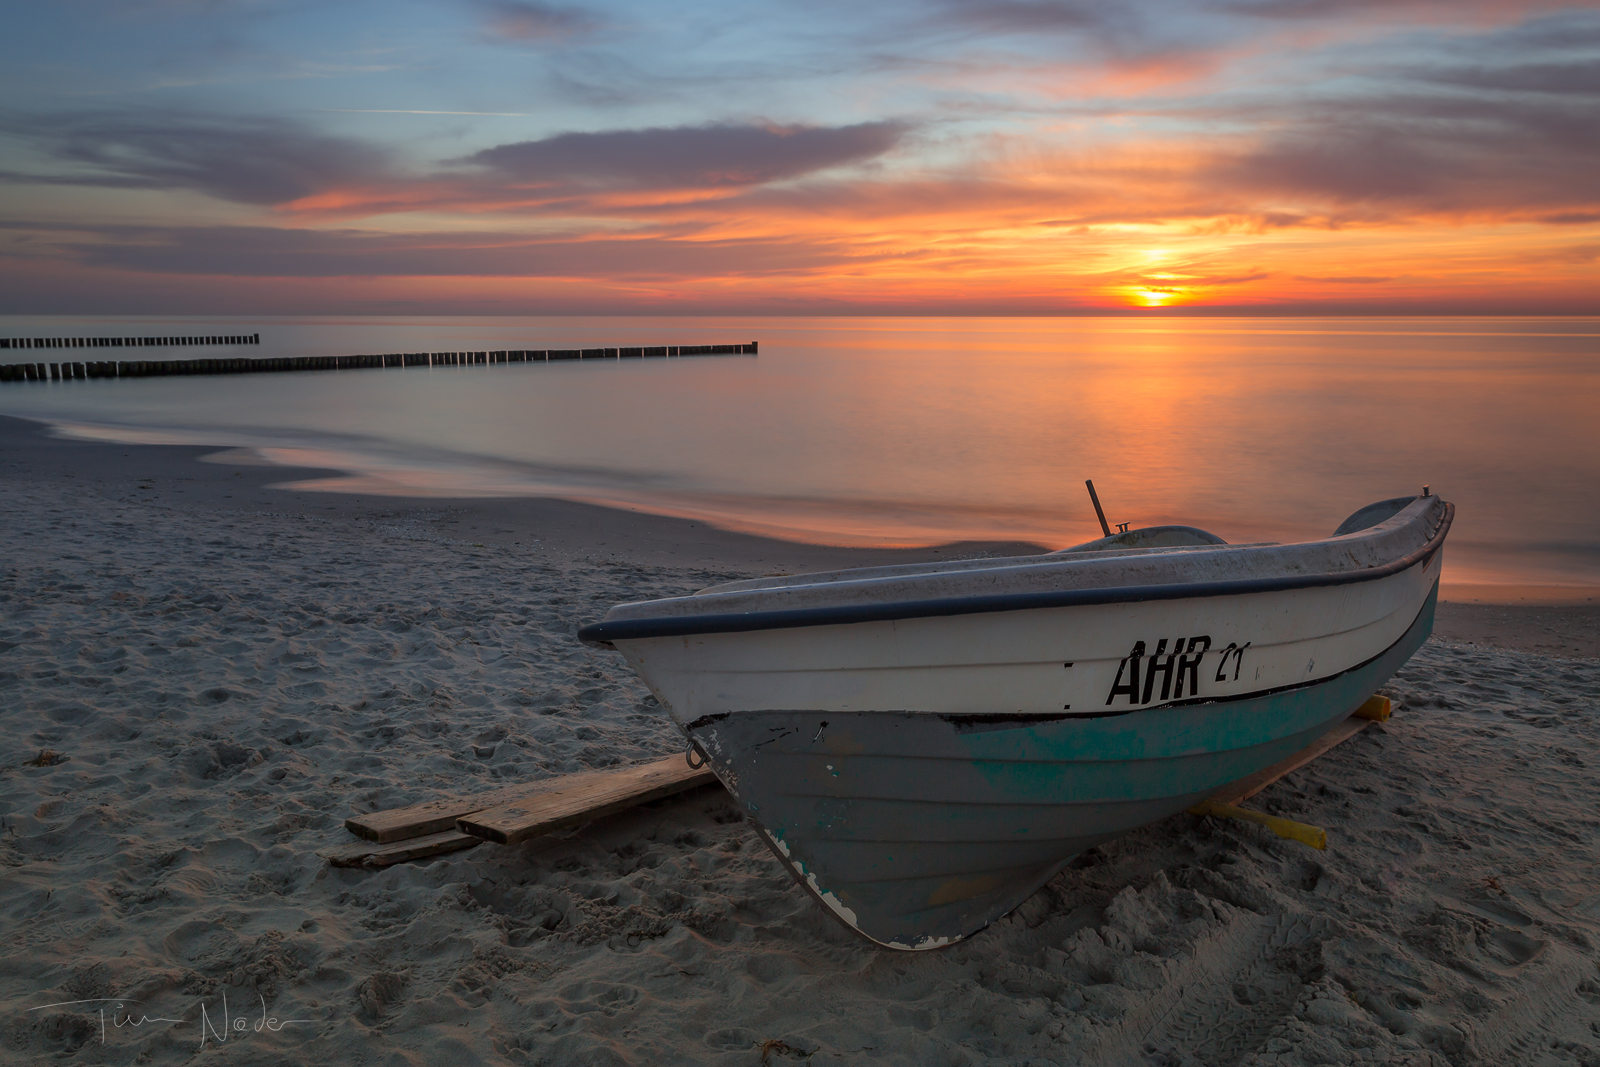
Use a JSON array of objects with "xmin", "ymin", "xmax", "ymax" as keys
[
  {"xmin": 462, "ymin": 121, "xmax": 911, "ymax": 190},
  {"xmin": 6, "ymin": 222, "xmax": 845, "ymax": 279},
  {"xmin": 0, "ymin": 111, "xmax": 393, "ymax": 206}
]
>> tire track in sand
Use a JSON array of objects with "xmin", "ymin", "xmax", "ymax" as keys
[{"xmin": 1087, "ymin": 911, "xmax": 1325, "ymax": 1067}]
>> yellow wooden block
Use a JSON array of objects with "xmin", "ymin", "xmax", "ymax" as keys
[
  {"xmin": 1353, "ymin": 695, "xmax": 1392, "ymax": 722},
  {"xmin": 1188, "ymin": 799, "xmax": 1327, "ymax": 850}
]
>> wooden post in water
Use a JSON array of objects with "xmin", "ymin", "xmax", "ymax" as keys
[{"xmin": 5, "ymin": 339, "xmax": 759, "ymax": 384}]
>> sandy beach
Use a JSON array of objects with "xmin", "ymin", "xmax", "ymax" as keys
[{"xmin": 3, "ymin": 412, "xmax": 1599, "ymax": 1066}]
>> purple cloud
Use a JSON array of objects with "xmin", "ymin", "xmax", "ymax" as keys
[
  {"xmin": 18, "ymin": 222, "xmax": 848, "ymax": 279},
  {"xmin": 462, "ymin": 121, "xmax": 910, "ymax": 190},
  {"xmin": 475, "ymin": 0, "xmax": 601, "ymax": 42},
  {"xmin": 0, "ymin": 111, "xmax": 392, "ymax": 205},
  {"xmin": 1200, "ymin": 25, "xmax": 1600, "ymax": 214}
]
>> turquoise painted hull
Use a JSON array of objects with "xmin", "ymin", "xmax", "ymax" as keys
[{"xmin": 688, "ymin": 583, "xmax": 1438, "ymax": 949}]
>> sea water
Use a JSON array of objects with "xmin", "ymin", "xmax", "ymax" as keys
[{"xmin": 2, "ymin": 315, "xmax": 1596, "ymax": 590}]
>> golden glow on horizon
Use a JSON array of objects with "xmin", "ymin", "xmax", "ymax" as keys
[
  {"xmin": 7, "ymin": 148, "xmax": 1592, "ymax": 314},
  {"xmin": 231, "ymin": 174, "xmax": 1599, "ymax": 313}
]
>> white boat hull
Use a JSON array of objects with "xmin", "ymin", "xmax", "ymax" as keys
[{"xmin": 579, "ymin": 495, "xmax": 1453, "ymax": 948}]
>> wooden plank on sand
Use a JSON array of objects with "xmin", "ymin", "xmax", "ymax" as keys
[
  {"xmin": 458, "ymin": 758, "xmax": 718, "ymax": 846},
  {"xmin": 1207, "ymin": 714, "xmax": 1370, "ymax": 808},
  {"xmin": 345, "ymin": 780, "xmax": 569, "ymax": 843},
  {"xmin": 344, "ymin": 755, "xmax": 716, "ymax": 844},
  {"xmin": 321, "ymin": 830, "xmax": 482, "ymax": 868}
]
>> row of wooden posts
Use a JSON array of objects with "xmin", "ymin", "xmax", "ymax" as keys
[
  {"xmin": 0, "ymin": 342, "xmax": 758, "ymax": 383},
  {"xmin": 0, "ymin": 333, "xmax": 260, "ymax": 350}
]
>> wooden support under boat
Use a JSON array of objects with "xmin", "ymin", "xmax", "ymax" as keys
[
  {"xmin": 1187, "ymin": 800, "xmax": 1328, "ymax": 850},
  {"xmin": 1187, "ymin": 695, "xmax": 1393, "ymax": 848},
  {"xmin": 1203, "ymin": 711, "xmax": 1371, "ymax": 810}
]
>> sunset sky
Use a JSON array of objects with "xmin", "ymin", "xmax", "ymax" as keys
[{"xmin": 2, "ymin": 0, "xmax": 1596, "ymax": 315}]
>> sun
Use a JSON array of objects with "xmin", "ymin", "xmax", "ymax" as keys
[
  {"xmin": 1109, "ymin": 265, "xmax": 1191, "ymax": 307},
  {"xmin": 1134, "ymin": 286, "xmax": 1182, "ymax": 307}
]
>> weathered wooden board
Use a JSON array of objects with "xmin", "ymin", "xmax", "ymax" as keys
[
  {"xmin": 321, "ymin": 830, "xmax": 482, "ymax": 868},
  {"xmin": 1208, "ymin": 714, "xmax": 1370, "ymax": 809},
  {"xmin": 344, "ymin": 755, "xmax": 716, "ymax": 844},
  {"xmin": 458, "ymin": 758, "xmax": 718, "ymax": 846},
  {"xmin": 345, "ymin": 780, "xmax": 573, "ymax": 844}
]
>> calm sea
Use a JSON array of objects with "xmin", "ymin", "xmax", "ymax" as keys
[{"xmin": 2, "ymin": 315, "xmax": 1597, "ymax": 591}]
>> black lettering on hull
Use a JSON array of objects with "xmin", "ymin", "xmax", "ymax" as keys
[
  {"xmin": 1174, "ymin": 635, "xmax": 1211, "ymax": 697},
  {"xmin": 1107, "ymin": 634, "xmax": 1243, "ymax": 707},
  {"xmin": 1105, "ymin": 641, "xmax": 1146, "ymax": 705}
]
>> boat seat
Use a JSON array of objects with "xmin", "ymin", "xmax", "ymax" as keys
[{"xmin": 1333, "ymin": 496, "xmax": 1420, "ymax": 537}]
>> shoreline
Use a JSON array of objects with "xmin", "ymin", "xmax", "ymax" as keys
[
  {"xmin": 4, "ymin": 413, "xmax": 1596, "ymax": 659},
  {"xmin": 0, "ymin": 414, "xmax": 1050, "ymax": 574}
]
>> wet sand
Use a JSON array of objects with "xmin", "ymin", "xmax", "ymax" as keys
[
  {"xmin": 3, "ymin": 413, "xmax": 1598, "ymax": 1066},
  {"xmin": 0, "ymin": 416, "xmax": 1046, "ymax": 572}
]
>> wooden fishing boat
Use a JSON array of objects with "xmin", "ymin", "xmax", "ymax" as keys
[{"xmin": 578, "ymin": 492, "xmax": 1453, "ymax": 950}]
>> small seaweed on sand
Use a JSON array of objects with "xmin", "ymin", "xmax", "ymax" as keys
[
  {"xmin": 24, "ymin": 750, "xmax": 68, "ymax": 767},
  {"xmin": 758, "ymin": 1038, "xmax": 811, "ymax": 1064}
]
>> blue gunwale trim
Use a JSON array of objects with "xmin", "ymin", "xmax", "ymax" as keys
[{"xmin": 578, "ymin": 502, "xmax": 1453, "ymax": 646}]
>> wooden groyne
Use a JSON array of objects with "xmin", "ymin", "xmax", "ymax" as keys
[
  {"xmin": 1, "ymin": 333, "xmax": 260, "ymax": 350},
  {"xmin": 0, "ymin": 342, "xmax": 757, "ymax": 383}
]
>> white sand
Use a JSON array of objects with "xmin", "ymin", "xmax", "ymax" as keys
[{"xmin": 4, "ymin": 424, "xmax": 1600, "ymax": 1066}]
